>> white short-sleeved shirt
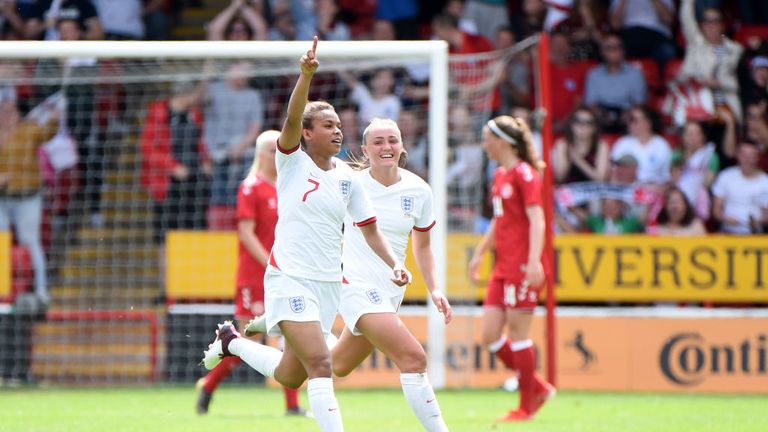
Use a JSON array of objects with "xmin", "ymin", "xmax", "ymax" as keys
[
  {"xmin": 351, "ymin": 83, "xmax": 402, "ymax": 125},
  {"xmin": 711, "ymin": 167, "xmax": 768, "ymax": 234},
  {"xmin": 610, "ymin": 135, "xmax": 672, "ymax": 184},
  {"xmin": 343, "ymin": 168, "xmax": 436, "ymax": 295},
  {"xmin": 271, "ymin": 144, "xmax": 376, "ymax": 281}
]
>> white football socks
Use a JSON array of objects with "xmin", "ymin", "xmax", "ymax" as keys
[
  {"xmin": 227, "ymin": 338, "xmax": 282, "ymax": 377},
  {"xmin": 400, "ymin": 373, "xmax": 449, "ymax": 432},
  {"xmin": 307, "ymin": 377, "xmax": 344, "ymax": 432}
]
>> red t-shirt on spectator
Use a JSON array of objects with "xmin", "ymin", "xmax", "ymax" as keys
[
  {"xmin": 550, "ymin": 62, "xmax": 589, "ymax": 125},
  {"xmin": 450, "ymin": 32, "xmax": 501, "ymax": 111},
  {"xmin": 235, "ymin": 175, "xmax": 278, "ymax": 291},
  {"xmin": 491, "ymin": 161, "xmax": 543, "ymax": 279}
]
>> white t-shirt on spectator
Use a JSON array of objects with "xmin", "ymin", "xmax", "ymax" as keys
[
  {"xmin": 351, "ymin": 83, "xmax": 401, "ymax": 125},
  {"xmin": 92, "ymin": 0, "xmax": 145, "ymax": 39},
  {"xmin": 609, "ymin": 0, "xmax": 674, "ymax": 37},
  {"xmin": 610, "ymin": 134, "xmax": 672, "ymax": 184},
  {"xmin": 711, "ymin": 167, "xmax": 768, "ymax": 234}
]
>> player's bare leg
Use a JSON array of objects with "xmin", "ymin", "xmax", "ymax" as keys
[{"xmin": 335, "ymin": 312, "xmax": 448, "ymax": 432}]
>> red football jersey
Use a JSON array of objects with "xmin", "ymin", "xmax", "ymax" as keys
[
  {"xmin": 235, "ymin": 175, "xmax": 278, "ymax": 291},
  {"xmin": 491, "ymin": 161, "xmax": 543, "ymax": 278}
]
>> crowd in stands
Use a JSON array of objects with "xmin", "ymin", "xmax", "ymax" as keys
[{"xmin": 2, "ymin": 0, "xmax": 768, "ymax": 305}]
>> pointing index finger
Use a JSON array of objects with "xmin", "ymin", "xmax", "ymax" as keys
[{"xmin": 311, "ymin": 36, "xmax": 318, "ymax": 55}]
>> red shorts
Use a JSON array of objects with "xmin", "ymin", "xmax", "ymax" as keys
[
  {"xmin": 483, "ymin": 275, "xmax": 541, "ymax": 310},
  {"xmin": 234, "ymin": 285, "xmax": 265, "ymax": 320}
]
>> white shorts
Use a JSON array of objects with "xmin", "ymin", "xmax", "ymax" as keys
[
  {"xmin": 338, "ymin": 280, "xmax": 403, "ymax": 336},
  {"xmin": 264, "ymin": 266, "xmax": 341, "ymax": 338}
]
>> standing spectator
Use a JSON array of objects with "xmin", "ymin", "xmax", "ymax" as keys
[
  {"xmin": 609, "ymin": 0, "xmax": 677, "ymax": 72},
  {"xmin": 339, "ymin": 68, "xmax": 401, "ymax": 126},
  {"xmin": 26, "ymin": 0, "xmax": 104, "ymax": 40},
  {"xmin": 678, "ymin": 0, "xmax": 743, "ymax": 122},
  {"xmin": 92, "ymin": 0, "xmax": 144, "ymax": 40},
  {"xmin": 553, "ymin": 108, "xmax": 611, "ymax": 183},
  {"xmin": 139, "ymin": 80, "xmax": 210, "ymax": 245},
  {"xmin": 462, "ymin": 0, "xmax": 509, "ymax": 42},
  {"xmin": 206, "ymin": 0, "xmax": 267, "ymax": 41},
  {"xmin": 584, "ymin": 33, "xmax": 647, "ymax": 133},
  {"xmin": 650, "ymin": 186, "xmax": 707, "ymax": 235},
  {"xmin": 712, "ymin": 141, "xmax": 768, "ymax": 234},
  {"xmin": 610, "ymin": 105, "xmax": 673, "ymax": 186},
  {"xmin": 0, "ymin": 96, "xmax": 59, "ymax": 305},
  {"xmin": 202, "ymin": 61, "xmax": 264, "ymax": 229},
  {"xmin": 671, "ymin": 120, "xmax": 719, "ymax": 219}
]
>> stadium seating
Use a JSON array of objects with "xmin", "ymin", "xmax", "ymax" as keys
[{"xmin": 733, "ymin": 25, "xmax": 768, "ymax": 46}]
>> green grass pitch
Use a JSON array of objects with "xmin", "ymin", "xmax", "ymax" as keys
[{"xmin": 1, "ymin": 386, "xmax": 766, "ymax": 431}]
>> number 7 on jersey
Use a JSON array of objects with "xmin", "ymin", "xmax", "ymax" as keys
[{"xmin": 302, "ymin": 178, "xmax": 320, "ymax": 202}]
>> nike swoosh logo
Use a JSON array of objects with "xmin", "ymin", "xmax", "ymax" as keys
[
  {"xmin": 328, "ymin": 408, "xmax": 338, "ymax": 412},
  {"xmin": 426, "ymin": 399, "xmax": 435, "ymax": 404}
]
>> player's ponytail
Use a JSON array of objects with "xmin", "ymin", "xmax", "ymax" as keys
[{"xmin": 488, "ymin": 115, "xmax": 545, "ymax": 173}]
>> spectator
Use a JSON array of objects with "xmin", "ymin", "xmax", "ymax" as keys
[
  {"xmin": 267, "ymin": 8, "xmax": 296, "ymax": 40},
  {"xmin": 650, "ymin": 186, "xmax": 707, "ymax": 235},
  {"xmin": 0, "ymin": 0, "xmax": 26, "ymax": 39},
  {"xmin": 444, "ymin": 0, "xmax": 479, "ymax": 35},
  {"xmin": 740, "ymin": 101, "xmax": 768, "ymax": 172},
  {"xmin": 26, "ymin": 0, "xmax": 104, "ymax": 40},
  {"xmin": 553, "ymin": 108, "xmax": 611, "ymax": 183},
  {"xmin": 552, "ymin": 0, "xmax": 607, "ymax": 61},
  {"xmin": 584, "ymin": 196, "xmax": 644, "ymax": 234},
  {"xmin": 446, "ymin": 104, "xmax": 484, "ymax": 230},
  {"xmin": 510, "ymin": 0, "xmax": 546, "ymax": 41},
  {"xmin": 609, "ymin": 0, "xmax": 677, "ymax": 72},
  {"xmin": 462, "ymin": 0, "xmax": 509, "ymax": 42},
  {"xmin": 0, "ymin": 96, "xmax": 59, "ymax": 305},
  {"xmin": 339, "ymin": 68, "xmax": 401, "ymax": 125},
  {"xmin": 143, "ymin": 0, "xmax": 172, "ymax": 41},
  {"xmin": 740, "ymin": 55, "xmax": 768, "ymax": 109},
  {"xmin": 140, "ymin": 80, "xmax": 210, "ymax": 245},
  {"xmin": 375, "ymin": 0, "xmax": 419, "ymax": 40},
  {"xmin": 549, "ymin": 31, "xmax": 585, "ymax": 132},
  {"xmin": 398, "ymin": 107, "xmax": 428, "ymax": 179},
  {"xmin": 610, "ymin": 105, "xmax": 672, "ymax": 186},
  {"xmin": 92, "ymin": 0, "xmax": 144, "ymax": 40},
  {"xmin": 712, "ymin": 141, "xmax": 768, "ymax": 234},
  {"xmin": 584, "ymin": 33, "xmax": 648, "ymax": 133},
  {"xmin": 494, "ymin": 25, "xmax": 533, "ymax": 112},
  {"xmin": 678, "ymin": 0, "xmax": 743, "ymax": 122},
  {"xmin": 370, "ymin": 18, "xmax": 395, "ymax": 40},
  {"xmin": 337, "ymin": 104, "xmax": 362, "ymax": 160},
  {"xmin": 202, "ymin": 61, "xmax": 264, "ymax": 228},
  {"xmin": 671, "ymin": 120, "xmax": 719, "ymax": 220},
  {"xmin": 315, "ymin": 0, "xmax": 350, "ymax": 41},
  {"xmin": 207, "ymin": 0, "xmax": 267, "ymax": 41}
]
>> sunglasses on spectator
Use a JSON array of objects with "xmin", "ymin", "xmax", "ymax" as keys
[{"xmin": 573, "ymin": 117, "xmax": 595, "ymax": 126}]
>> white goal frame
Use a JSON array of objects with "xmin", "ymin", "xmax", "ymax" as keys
[{"xmin": 0, "ymin": 40, "xmax": 450, "ymax": 387}]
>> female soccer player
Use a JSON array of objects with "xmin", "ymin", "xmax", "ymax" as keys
[
  {"xmin": 468, "ymin": 115, "xmax": 556, "ymax": 422},
  {"xmin": 248, "ymin": 118, "xmax": 453, "ymax": 431},
  {"xmin": 195, "ymin": 130, "xmax": 306, "ymax": 417},
  {"xmin": 202, "ymin": 38, "xmax": 408, "ymax": 432}
]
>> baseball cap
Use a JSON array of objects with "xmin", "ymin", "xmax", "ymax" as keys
[
  {"xmin": 750, "ymin": 56, "xmax": 768, "ymax": 70},
  {"xmin": 612, "ymin": 154, "xmax": 638, "ymax": 166}
]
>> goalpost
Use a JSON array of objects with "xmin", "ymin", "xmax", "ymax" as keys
[{"xmin": 0, "ymin": 38, "xmax": 552, "ymax": 388}]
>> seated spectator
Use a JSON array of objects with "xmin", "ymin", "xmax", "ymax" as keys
[
  {"xmin": 207, "ymin": 0, "xmax": 267, "ymax": 41},
  {"xmin": 140, "ymin": 80, "xmax": 210, "ymax": 245},
  {"xmin": 741, "ymin": 101, "xmax": 768, "ymax": 171},
  {"xmin": 370, "ymin": 18, "xmax": 396, "ymax": 40},
  {"xmin": 650, "ymin": 186, "xmax": 707, "ymax": 235},
  {"xmin": 92, "ymin": 0, "xmax": 144, "ymax": 40},
  {"xmin": 740, "ymin": 55, "xmax": 768, "ymax": 108},
  {"xmin": 0, "ymin": 95, "xmax": 59, "ymax": 305},
  {"xmin": 398, "ymin": 108, "xmax": 428, "ymax": 179},
  {"xmin": 677, "ymin": 0, "xmax": 743, "ymax": 122},
  {"xmin": 609, "ymin": 0, "xmax": 677, "ymax": 73},
  {"xmin": 316, "ymin": 0, "xmax": 350, "ymax": 41},
  {"xmin": 584, "ymin": 196, "xmax": 644, "ymax": 234},
  {"xmin": 494, "ymin": 25, "xmax": 533, "ymax": 112},
  {"xmin": 549, "ymin": 30, "xmax": 586, "ymax": 132},
  {"xmin": 553, "ymin": 108, "xmax": 611, "ymax": 183},
  {"xmin": 711, "ymin": 141, "xmax": 768, "ymax": 234},
  {"xmin": 339, "ymin": 68, "xmax": 401, "ymax": 125},
  {"xmin": 610, "ymin": 105, "xmax": 672, "ymax": 186},
  {"xmin": 26, "ymin": 0, "xmax": 104, "ymax": 40},
  {"xmin": 671, "ymin": 121, "xmax": 719, "ymax": 217},
  {"xmin": 584, "ymin": 33, "xmax": 647, "ymax": 133},
  {"xmin": 337, "ymin": 104, "xmax": 363, "ymax": 160}
]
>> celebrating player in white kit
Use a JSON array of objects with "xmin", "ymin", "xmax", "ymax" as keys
[
  {"xmin": 247, "ymin": 118, "xmax": 453, "ymax": 431},
  {"xmin": 201, "ymin": 38, "xmax": 409, "ymax": 432}
]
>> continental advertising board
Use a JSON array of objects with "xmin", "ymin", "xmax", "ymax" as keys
[{"xmin": 305, "ymin": 308, "xmax": 768, "ymax": 394}]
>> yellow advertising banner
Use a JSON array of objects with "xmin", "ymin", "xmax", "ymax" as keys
[
  {"xmin": 291, "ymin": 309, "xmax": 768, "ymax": 394},
  {"xmin": 166, "ymin": 231, "xmax": 237, "ymax": 300},
  {"xmin": 0, "ymin": 231, "xmax": 10, "ymax": 298}
]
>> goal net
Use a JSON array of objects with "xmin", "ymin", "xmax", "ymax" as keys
[{"xmin": 0, "ymin": 39, "xmax": 544, "ymax": 388}]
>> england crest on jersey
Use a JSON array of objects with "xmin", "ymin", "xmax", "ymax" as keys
[
  {"xmin": 366, "ymin": 289, "xmax": 382, "ymax": 305},
  {"xmin": 288, "ymin": 296, "xmax": 306, "ymax": 313},
  {"xmin": 339, "ymin": 180, "xmax": 351, "ymax": 198},
  {"xmin": 401, "ymin": 196, "xmax": 415, "ymax": 214}
]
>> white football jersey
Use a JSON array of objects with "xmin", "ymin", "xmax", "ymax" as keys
[
  {"xmin": 343, "ymin": 168, "xmax": 436, "ymax": 294},
  {"xmin": 271, "ymin": 144, "xmax": 376, "ymax": 282}
]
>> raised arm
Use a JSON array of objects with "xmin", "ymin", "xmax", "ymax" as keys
[
  {"xmin": 279, "ymin": 37, "xmax": 319, "ymax": 152},
  {"xmin": 207, "ymin": 0, "xmax": 244, "ymax": 40}
]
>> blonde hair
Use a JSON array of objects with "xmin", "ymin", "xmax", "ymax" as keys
[
  {"xmin": 488, "ymin": 115, "xmax": 545, "ymax": 172},
  {"xmin": 246, "ymin": 129, "xmax": 280, "ymax": 178},
  {"xmin": 351, "ymin": 118, "xmax": 408, "ymax": 170}
]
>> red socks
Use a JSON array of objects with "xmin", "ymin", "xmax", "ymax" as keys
[
  {"xmin": 283, "ymin": 386, "xmax": 300, "ymax": 410},
  {"xmin": 203, "ymin": 356, "xmax": 242, "ymax": 393}
]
